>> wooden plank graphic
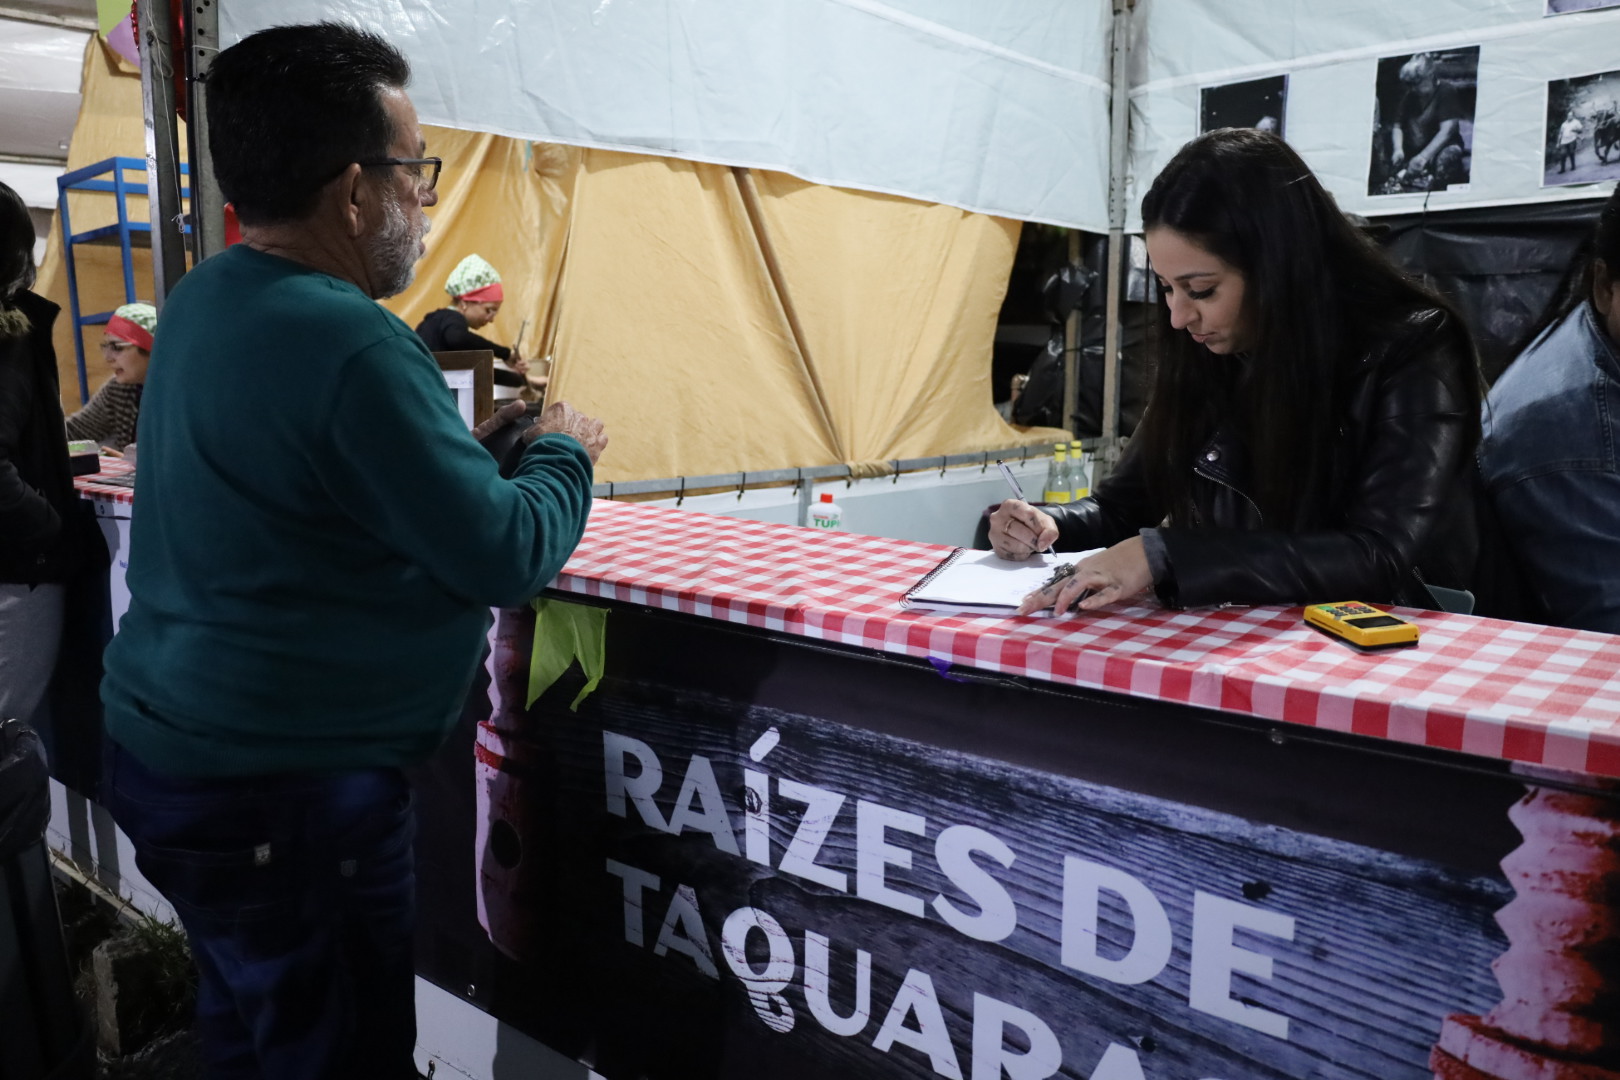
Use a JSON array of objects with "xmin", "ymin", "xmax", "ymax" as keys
[{"xmin": 471, "ymin": 669, "xmax": 1515, "ymax": 1080}]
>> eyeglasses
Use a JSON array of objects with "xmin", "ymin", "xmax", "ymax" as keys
[{"xmin": 356, "ymin": 156, "xmax": 442, "ymax": 192}]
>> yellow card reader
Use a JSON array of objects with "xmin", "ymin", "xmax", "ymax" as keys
[{"xmin": 1304, "ymin": 602, "xmax": 1420, "ymax": 651}]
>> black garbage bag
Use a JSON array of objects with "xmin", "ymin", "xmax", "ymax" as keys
[{"xmin": 0, "ymin": 718, "xmax": 49, "ymax": 859}]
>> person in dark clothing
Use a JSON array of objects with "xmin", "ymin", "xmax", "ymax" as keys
[
  {"xmin": 98, "ymin": 25, "xmax": 605, "ymax": 1078},
  {"xmin": 414, "ymin": 253, "xmax": 537, "ymax": 395},
  {"xmin": 989, "ymin": 129, "xmax": 1482, "ymax": 616},
  {"xmin": 1390, "ymin": 54, "xmax": 1468, "ymax": 182},
  {"xmin": 0, "ymin": 180, "xmax": 95, "ymax": 740}
]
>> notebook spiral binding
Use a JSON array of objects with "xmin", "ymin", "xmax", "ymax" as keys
[{"xmin": 902, "ymin": 547, "xmax": 965, "ymax": 604}]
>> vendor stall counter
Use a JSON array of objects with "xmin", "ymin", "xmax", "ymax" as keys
[{"xmin": 73, "ymin": 468, "xmax": 1620, "ymax": 1080}]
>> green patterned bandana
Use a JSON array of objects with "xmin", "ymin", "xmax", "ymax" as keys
[
  {"xmin": 444, "ymin": 254, "xmax": 503, "ymax": 300},
  {"xmin": 113, "ymin": 302, "xmax": 157, "ymax": 333}
]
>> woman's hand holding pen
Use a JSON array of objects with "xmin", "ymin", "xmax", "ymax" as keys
[
  {"xmin": 1016, "ymin": 535, "xmax": 1152, "ymax": 616},
  {"xmin": 989, "ymin": 500, "xmax": 1058, "ymax": 560}
]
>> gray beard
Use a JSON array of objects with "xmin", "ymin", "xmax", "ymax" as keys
[{"xmin": 369, "ymin": 189, "xmax": 426, "ymax": 299}]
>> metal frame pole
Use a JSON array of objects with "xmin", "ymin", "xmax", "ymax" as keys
[
  {"xmin": 1100, "ymin": 0, "xmax": 1135, "ymax": 468},
  {"xmin": 136, "ymin": 0, "xmax": 188, "ymax": 304},
  {"xmin": 1061, "ymin": 230, "xmax": 1081, "ymax": 436},
  {"xmin": 185, "ymin": 0, "xmax": 227, "ymax": 261}
]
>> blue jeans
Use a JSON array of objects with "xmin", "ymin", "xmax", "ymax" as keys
[{"xmin": 104, "ymin": 740, "xmax": 419, "ymax": 1080}]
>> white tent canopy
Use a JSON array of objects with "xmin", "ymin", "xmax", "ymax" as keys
[
  {"xmin": 0, "ymin": 12, "xmax": 90, "ymax": 209},
  {"xmin": 221, "ymin": 0, "xmax": 1116, "ymax": 231},
  {"xmin": 10, "ymin": 1, "xmax": 1616, "ymax": 235}
]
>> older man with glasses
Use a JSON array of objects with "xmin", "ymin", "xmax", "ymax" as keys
[{"xmin": 99, "ymin": 22, "xmax": 607, "ymax": 1078}]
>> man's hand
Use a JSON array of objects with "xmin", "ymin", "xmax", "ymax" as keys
[
  {"xmin": 529, "ymin": 400, "xmax": 608, "ymax": 464},
  {"xmin": 471, "ymin": 400, "xmax": 529, "ymax": 445},
  {"xmin": 988, "ymin": 499, "xmax": 1058, "ymax": 560}
]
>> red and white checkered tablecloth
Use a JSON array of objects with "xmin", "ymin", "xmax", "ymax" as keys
[
  {"xmin": 558, "ymin": 499, "xmax": 1620, "ymax": 781},
  {"xmin": 73, "ymin": 456, "xmax": 135, "ymax": 505}
]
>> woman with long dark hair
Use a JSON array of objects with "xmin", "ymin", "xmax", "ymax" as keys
[
  {"xmin": 990, "ymin": 128, "xmax": 1482, "ymax": 614},
  {"xmin": 0, "ymin": 180, "xmax": 93, "ymax": 738},
  {"xmin": 1476, "ymin": 187, "xmax": 1620, "ymax": 632}
]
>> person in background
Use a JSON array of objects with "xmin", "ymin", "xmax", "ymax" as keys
[
  {"xmin": 0, "ymin": 180, "xmax": 95, "ymax": 746},
  {"xmin": 989, "ymin": 129, "xmax": 1481, "ymax": 616},
  {"xmin": 99, "ymin": 23, "xmax": 606, "ymax": 1078},
  {"xmin": 1556, "ymin": 112, "xmax": 1583, "ymax": 174},
  {"xmin": 1477, "ymin": 187, "xmax": 1620, "ymax": 632},
  {"xmin": 415, "ymin": 253, "xmax": 538, "ymax": 395},
  {"xmin": 64, "ymin": 300, "xmax": 155, "ymax": 452},
  {"xmin": 1389, "ymin": 52, "xmax": 1469, "ymax": 186}
]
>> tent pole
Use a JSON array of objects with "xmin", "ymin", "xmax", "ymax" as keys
[
  {"xmin": 136, "ymin": 0, "xmax": 188, "ymax": 304},
  {"xmin": 186, "ymin": 0, "xmax": 226, "ymax": 261},
  {"xmin": 1099, "ymin": 0, "xmax": 1135, "ymax": 476},
  {"xmin": 1062, "ymin": 231, "xmax": 1081, "ymax": 438}
]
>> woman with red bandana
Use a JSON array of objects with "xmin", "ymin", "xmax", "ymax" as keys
[
  {"xmin": 65, "ymin": 300, "xmax": 154, "ymax": 452},
  {"xmin": 414, "ymin": 254, "xmax": 538, "ymax": 397}
]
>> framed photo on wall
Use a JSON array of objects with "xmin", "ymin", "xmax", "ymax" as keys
[
  {"xmin": 1546, "ymin": 0, "xmax": 1620, "ymax": 15},
  {"xmin": 1199, "ymin": 75, "xmax": 1288, "ymax": 140},
  {"xmin": 1367, "ymin": 47, "xmax": 1481, "ymax": 197},
  {"xmin": 1543, "ymin": 68, "xmax": 1620, "ymax": 186}
]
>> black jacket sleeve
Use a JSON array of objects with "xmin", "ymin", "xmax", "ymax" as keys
[
  {"xmin": 1045, "ymin": 436, "xmax": 1166, "ymax": 551},
  {"xmin": 435, "ymin": 311, "xmax": 511, "ymax": 361},
  {"xmin": 0, "ymin": 339, "xmax": 62, "ymax": 551}
]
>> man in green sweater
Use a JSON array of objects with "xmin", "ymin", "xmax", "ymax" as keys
[{"xmin": 99, "ymin": 23, "xmax": 605, "ymax": 1078}]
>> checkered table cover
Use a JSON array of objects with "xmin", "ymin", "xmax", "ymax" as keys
[
  {"xmin": 558, "ymin": 499, "xmax": 1620, "ymax": 781},
  {"xmin": 74, "ymin": 456, "xmax": 134, "ymax": 504}
]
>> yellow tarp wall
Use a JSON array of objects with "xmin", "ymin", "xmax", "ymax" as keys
[
  {"xmin": 39, "ymin": 38, "xmax": 1065, "ymax": 482},
  {"xmin": 37, "ymin": 41, "xmax": 165, "ymax": 411}
]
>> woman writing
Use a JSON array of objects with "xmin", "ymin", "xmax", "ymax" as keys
[
  {"xmin": 414, "ymin": 253, "xmax": 537, "ymax": 396},
  {"xmin": 991, "ymin": 129, "xmax": 1481, "ymax": 615},
  {"xmin": 65, "ymin": 300, "xmax": 154, "ymax": 452}
]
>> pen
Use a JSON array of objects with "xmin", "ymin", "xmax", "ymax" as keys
[{"xmin": 996, "ymin": 459, "xmax": 1025, "ymax": 502}]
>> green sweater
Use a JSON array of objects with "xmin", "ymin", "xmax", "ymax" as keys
[{"xmin": 102, "ymin": 246, "xmax": 593, "ymax": 777}]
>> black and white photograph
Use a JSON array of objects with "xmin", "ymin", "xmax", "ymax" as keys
[
  {"xmin": 1543, "ymin": 69, "xmax": 1620, "ymax": 186},
  {"xmin": 1199, "ymin": 74, "xmax": 1288, "ymax": 139},
  {"xmin": 1367, "ymin": 47, "xmax": 1480, "ymax": 196},
  {"xmin": 1545, "ymin": 0, "xmax": 1620, "ymax": 15}
]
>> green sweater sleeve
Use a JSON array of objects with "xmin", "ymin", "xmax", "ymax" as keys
[{"xmin": 320, "ymin": 335, "xmax": 594, "ymax": 609}]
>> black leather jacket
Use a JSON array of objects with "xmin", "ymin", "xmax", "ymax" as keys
[
  {"xmin": 1047, "ymin": 309, "xmax": 1478, "ymax": 610},
  {"xmin": 0, "ymin": 291, "xmax": 90, "ymax": 585}
]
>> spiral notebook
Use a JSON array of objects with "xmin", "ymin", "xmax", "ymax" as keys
[{"xmin": 901, "ymin": 548, "xmax": 1096, "ymax": 615}]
